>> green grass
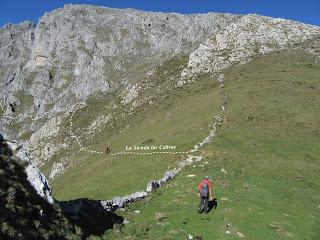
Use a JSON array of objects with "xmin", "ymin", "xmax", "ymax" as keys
[{"xmin": 100, "ymin": 50, "xmax": 320, "ymax": 239}]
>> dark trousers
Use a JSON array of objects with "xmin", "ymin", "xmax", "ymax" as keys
[{"xmin": 198, "ymin": 196, "xmax": 209, "ymax": 213}]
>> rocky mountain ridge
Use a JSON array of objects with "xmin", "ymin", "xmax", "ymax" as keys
[{"xmin": 180, "ymin": 14, "xmax": 320, "ymax": 82}]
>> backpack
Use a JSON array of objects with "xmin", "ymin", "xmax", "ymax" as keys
[{"xmin": 200, "ymin": 182, "xmax": 209, "ymax": 198}]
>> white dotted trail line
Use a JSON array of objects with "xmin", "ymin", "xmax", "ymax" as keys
[
  {"xmin": 68, "ymin": 74, "xmax": 226, "ymax": 157},
  {"xmin": 68, "ymin": 102, "xmax": 105, "ymax": 155},
  {"xmin": 68, "ymin": 102, "xmax": 192, "ymax": 156},
  {"xmin": 68, "ymin": 105, "xmax": 224, "ymax": 157},
  {"xmin": 111, "ymin": 151, "xmax": 190, "ymax": 156}
]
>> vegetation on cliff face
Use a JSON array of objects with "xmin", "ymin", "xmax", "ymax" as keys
[{"xmin": 0, "ymin": 140, "xmax": 79, "ymax": 239}]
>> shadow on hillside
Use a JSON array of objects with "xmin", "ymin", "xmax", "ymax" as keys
[
  {"xmin": 58, "ymin": 199, "xmax": 123, "ymax": 239},
  {"xmin": 0, "ymin": 133, "xmax": 123, "ymax": 239},
  {"xmin": 208, "ymin": 198, "xmax": 218, "ymax": 213}
]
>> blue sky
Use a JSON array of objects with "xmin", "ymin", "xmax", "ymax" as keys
[{"xmin": 0, "ymin": 0, "xmax": 319, "ymax": 27}]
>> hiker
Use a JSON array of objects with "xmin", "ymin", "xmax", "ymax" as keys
[
  {"xmin": 105, "ymin": 146, "xmax": 112, "ymax": 155},
  {"xmin": 197, "ymin": 176, "xmax": 213, "ymax": 213}
]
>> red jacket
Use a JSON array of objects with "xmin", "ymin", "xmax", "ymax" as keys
[{"xmin": 197, "ymin": 179, "xmax": 213, "ymax": 193}]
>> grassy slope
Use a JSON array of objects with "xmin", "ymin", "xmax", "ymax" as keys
[
  {"xmin": 51, "ymin": 72, "xmax": 223, "ymax": 200},
  {"xmin": 101, "ymin": 50, "xmax": 320, "ymax": 239}
]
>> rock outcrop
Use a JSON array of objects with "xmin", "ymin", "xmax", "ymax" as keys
[
  {"xmin": 179, "ymin": 14, "xmax": 320, "ymax": 84},
  {"xmin": 0, "ymin": 134, "xmax": 54, "ymax": 204},
  {"xmin": 0, "ymin": 135, "xmax": 78, "ymax": 239}
]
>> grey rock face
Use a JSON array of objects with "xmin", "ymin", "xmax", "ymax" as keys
[
  {"xmin": 0, "ymin": 21, "xmax": 35, "ymax": 76},
  {"xmin": 180, "ymin": 14, "xmax": 320, "ymax": 82},
  {"xmin": 0, "ymin": 21, "xmax": 35, "ymax": 115},
  {"xmin": 1, "ymin": 4, "xmax": 239, "ymax": 110},
  {"xmin": 25, "ymin": 164, "xmax": 54, "ymax": 204}
]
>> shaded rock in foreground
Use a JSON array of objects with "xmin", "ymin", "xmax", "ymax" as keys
[
  {"xmin": 0, "ymin": 133, "xmax": 54, "ymax": 204},
  {"xmin": 0, "ymin": 136, "xmax": 78, "ymax": 239},
  {"xmin": 59, "ymin": 198, "xmax": 124, "ymax": 239}
]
